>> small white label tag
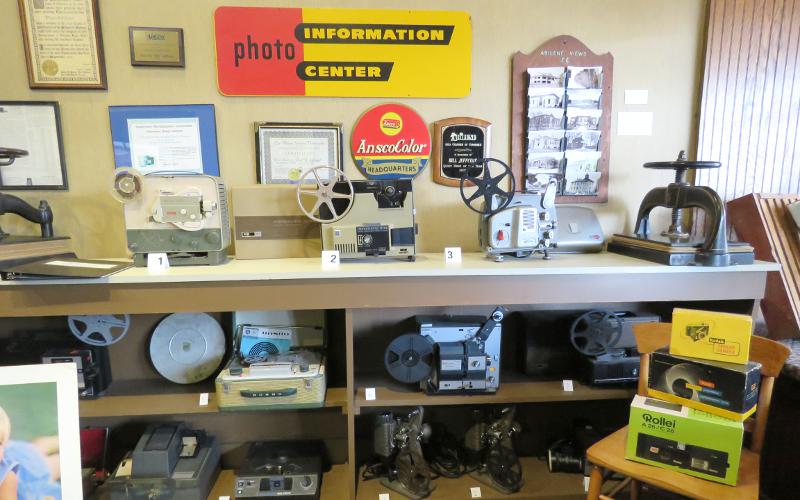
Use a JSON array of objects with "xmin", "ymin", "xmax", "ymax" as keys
[
  {"xmin": 563, "ymin": 379, "xmax": 574, "ymax": 392},
  {"xmin": 322, "ymin": 250, "xmax": 340, "ymax": 267},
  {"xmin": 199, "ymin": 392, "xmax": 209, "ymax": 406},
  {"xmin": 470, "ymin": 486, "xmax": 482, "ymax": 498},
  {"xmin": 365, "ymin": 387, "xmax": 376, "ymax": 401},
  {"xmin": 219, "ymin": 496, "xmax": 231, "ymax": 500},
  {"xmin": 583, "ymin": 476, "xmax": 590, "ymax": 492},
  {"xmin": 379, "ymin": 494, "xmax": 390, "ymax": 500},
  {"xmin": 147, "ymin": 253, "xmax": 170, "ymax": 273},
  {"xmin": 444, "ymin": 247, "xmax": 462, "ymax": 263}
]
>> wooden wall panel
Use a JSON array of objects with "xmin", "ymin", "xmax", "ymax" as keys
[{"xmin": 696, "ymin": 0, "xmax": 800, "ymax": 200}]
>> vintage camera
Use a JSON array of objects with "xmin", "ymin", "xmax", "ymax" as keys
[
  {"xmin": 111, "ymin": 168, "xmax": 230, "ymax": 266},
  {"xmin": 384, "ymin": 307, "xmax": 505, "ymax": 394},
  {"xmin": 295, "ymin": 166, "xmax": 416, "ymax": 260}
]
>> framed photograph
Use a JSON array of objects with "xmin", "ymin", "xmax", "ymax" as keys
[
  {"xmin": 256, "ymin": 123, "xmax": 342, "ymax": 183},
  {"xmin": 0, "ymin": 101, "xmax": 68, "ymax": 190},
  {"xmin": 17, "ymin": 0, "xmax": 107, "ymax": 89},
  {"xmin": 129, "ymin": 27, "xmax": 185, "ymax": 67},
  {"xmin": 0, "ymin": 363, "xmax": 82, "ymax": 499},
  {"xmin": 108, "ymin": 104, "xmax": 220, "ymax": 176}
]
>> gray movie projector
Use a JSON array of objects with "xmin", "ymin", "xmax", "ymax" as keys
[
  {"xmin": 295, "ymin": 166, "xmax": 416, "ymax": 261},
  {"xmin": 112, "ymin": 168, "xmax": 230, "ymax": 266}
]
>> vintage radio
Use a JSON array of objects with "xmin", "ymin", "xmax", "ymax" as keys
[
  {"xmin": 295, "ymin": 166, "xmax": 417, "ymax": 260},
  {"xmin": 111, "ymin": 168, "xmax": 230, "ymax": 266},
  {"xmin": 215, "ymin": 325, "xmax": 327, "ymax": 410}
]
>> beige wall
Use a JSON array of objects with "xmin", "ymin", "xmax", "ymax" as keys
[{"xmin": 0, "ymin": 0, "xmax": 707, "ymax": 258}]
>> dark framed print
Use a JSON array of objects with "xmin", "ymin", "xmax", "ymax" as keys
[
  {"xmin": 432, "ymin": 117, "xmax": 491, "ymax": 187},
  {"xmin": 0, "ymin": 101, "xmax": 68, "ymax": 190},
  {"xmin": 256, "ymin": 123, "xmax": 343, "ymax": 184},
  {"xmin": 129, "ymin": 27, "xmax": 185, "ymax": 67},
  {"xmin": 17, "ymin": 0, "xmax": 107, "ymax": 89}
]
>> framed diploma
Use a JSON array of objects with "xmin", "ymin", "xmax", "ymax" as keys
[
  {"xmin": 108, "ymin": 104, "xmax": 220, "ymax": 176},
  {"xmin": 256, "ymin": 123, "xmax": 343, "ymax": 184},
  {"xmin": 129, "ymin": 27, "xmax": 185, "ymax": 67},
  {"xmin": 17, "ymin": 0, "xmax": 107, "ymax": 89},
  {"xmin": 432, "ymin": 117, "xmax": 491, "ymax": 187},
  {"xmin": 0, "ymin": 101, "xmax": 68, "ymax": 190}
]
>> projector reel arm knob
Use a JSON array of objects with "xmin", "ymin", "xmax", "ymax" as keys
[
  {"xmin": 474, "ymin": 306, "xmax": 507, "ymax": 343},
  {"xmin": 296, "ymin": 166, "xmax": 354, "ymax": 223},
  {"xmin": 460, "ymin": 158, "xmax": 516, "ymax": 216}
]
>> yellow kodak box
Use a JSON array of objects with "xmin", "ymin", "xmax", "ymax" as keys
[{"xmin": 670, "ymin": 308, "xmax": 752, "ymax": 365}]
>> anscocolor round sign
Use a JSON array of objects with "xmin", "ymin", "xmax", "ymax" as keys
[{"xmin": 351, "ymin": 103, "xmax": 431, "ymax": 179}]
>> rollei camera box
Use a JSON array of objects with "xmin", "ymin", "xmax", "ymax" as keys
[
  {"xmin": 648, "ymin": 350, "xmax": 761, "ymax": 421},
  {"xmin": 626, "ymin": 395, "xmax": 743, "ymax": 485},
  {"xmin": 670, "ymin": 308, "xmax": 752, "ymax": 365}
]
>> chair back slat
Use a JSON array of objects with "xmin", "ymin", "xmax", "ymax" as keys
[{"xmin": 632, "ymin": 322, "xmax": 791, "ymax": 452}]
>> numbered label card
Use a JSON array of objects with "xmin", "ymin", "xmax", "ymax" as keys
[
  {"xmin": 470, "ymin": 486, "xmax": 482, "ymax": 498},
  {"xmin": 147, "ymin": 253, "xmax": 170, "ymax": 273},
  {"xmin": 445, "ymin": 247, "xmax": 462, "ymax": 263},
  {"xmin": 321, "ymin": 250, "xmax": 341, "ymax": 267},
  {"xmin": 365, "ymin": 387, "xmax": 376, "ymax": 401}
]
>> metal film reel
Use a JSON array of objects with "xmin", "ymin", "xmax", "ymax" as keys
[
  {"xmin": 111, "ymin": 167, "xmax": 144, "ymax": 203},
  {"xmin": 68, "ymin": 314, "xmax": 131, "ymax": 346},
  {"xmin": 384, "ymin": 334, "xmax": 435, "ymax": 384},
  {"xmin": 460, "ymin": 158, "xmax": 516, "ymax": 216},
  {"xmin": 295, "ymin": 166, "xmax": 355, "ymax": 223},
  {"xmin": 149, "ymin": 312, "xmax": 226, "ymax": 384},
  {"xmin": 569, "ymin": 310, "xmax": 623, "ymax": 357}
]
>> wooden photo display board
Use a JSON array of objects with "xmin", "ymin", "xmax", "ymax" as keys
[{"xmin": 511, "ymin": 35, "xmax": 613, "ymax": 203}]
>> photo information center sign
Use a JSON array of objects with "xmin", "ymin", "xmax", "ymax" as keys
[{"xmin": 214, "ymin": 7, "xmax": 471, "ymax": 97}]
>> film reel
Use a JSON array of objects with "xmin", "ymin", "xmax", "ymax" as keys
[
  {"xmin": 149, "ymin": 312, "xmax": 226, "ymax": 384},
  {"xmin": 569, "ymin": 310, "xmax": 623, "ymax": 357},
  {"xmin": 664, "ymin": 363, "xmax": 704, "ymax": 400},
  {"xmin": 68, "ymin": 314, "xmax": 131, "ymax": 346},
  {"xmin": 460, "ymin": 158, "xmax": 516, "ymax": 216},
  {"xmin": 295, "ymin": 166, "xmax": 355, "ymax": 223},
  {"xmin": 384, "ymin": 334, "xmax": 435, "ymax": 384},
  {"xmin": 111, "ymin": 167, "xmax": 145, "ymax": 203}
]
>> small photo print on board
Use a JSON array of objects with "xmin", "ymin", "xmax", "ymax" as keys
[
  {"xmin": 527, "ymin": 109, "xmax": 564, "ymax": 131},
  {"xmin": 565, "ymin": 130, "xmax": 601, "ymax": 151},
  {"xmin": 568, "ymin": 66, "xmax": 603, "ymax": 89},
  {"xmin": 528, "ymin": 88, "xmax": 565, "ymax": 109},
  {"xmin": 527, "ymin": 130, "xmax": 564, "ymax": 153},
  {"xmin": 566, "ymin": 108, "xmax": 602, "ymax": 131},
  {"xmin": 566, "ymin": 89, "xmax": 602, "ymax": 109},
  {"xmin": 563, "ymin": 171, "xmax": 602, "ymax": 196},
  {"xmin": 527, "ymin": 67, "xmax": 567, "ymax": 88},
  {"xmin": 526, "ymin": 152, "xmax": 564, "ymax": 174}
]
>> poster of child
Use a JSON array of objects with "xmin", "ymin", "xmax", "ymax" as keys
[{"xmin": 0, "ymin": 382, "xmax": 62, "ymax": 500}]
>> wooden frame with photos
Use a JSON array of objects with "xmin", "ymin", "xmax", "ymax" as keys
[
  {"xmin": 0, "ymin": 101, "xmax": 68, "ymax": 190},
  {"xmin": 128, "ymin": 26, "xmax": 185, "ymax": 67},
  {"xmin": 256, "ymin": 123, "xmax": 343, "ymax": 184},
  {"xmin": 17, "ymin": 0, "xmax": 107, "ymax": 89}
]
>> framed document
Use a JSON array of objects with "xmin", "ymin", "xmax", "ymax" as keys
[
  {"xmin": 0, "ymin": 101, "xmax": 68, "ymax": 190},
  {"xmin": 129, "ymin": 27, "xmax": 185, "ymax": 67},
  {"xmin": 108, "ymin": 104, "xmax": 220, "ymax": 176},
  {"xmin": 432, "ymin": 117, "xmax": 491, "ymax": 187},
  {"xmin": 17, "ymin": 0, "xmax": 107, "ymax": 89},
  {"xmin": 256, "ymin": 123, "xmax": 343, "ymax": 183}
]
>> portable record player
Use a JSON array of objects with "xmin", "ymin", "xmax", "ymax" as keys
[
  {"xmin": 234, "ymin": 441, "xmax": 324, "ymax": 499},
  {"xmin": 608, "ymin": 151, "xmax": 755, "ymax": 266},
  {"xmin": 215, "ymin": 324, "xmax": 327, "ymax": 410}
]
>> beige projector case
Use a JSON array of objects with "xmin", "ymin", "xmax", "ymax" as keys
[
  {"xmin": 215, "ymin": 356, "xmax": 327, "ymax": 411},
  {"xmin": 231, "ymin": 184, "xmax": 322, "ymax": 259}
]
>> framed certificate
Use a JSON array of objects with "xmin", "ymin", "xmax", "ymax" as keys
[
  {"xmin": 129, "ymin": 27, "xmax": 185, "ymax": 67},
  {"xmin": 432, "ymin": 117, "xmax": 491, "ymax": 187},
  {"xmin": 0, "ymin": 101, "xmax": 68, "ymax": 190},
  {"xmin": 256, "ymin": 123, "xmax": 343, "ymax": 183},
  {"xmin": 108, "ymin": 104, "xmax": 220, "ymax": 176},
  {"xmin": 17, "ymin": 0, "xmax": 107, "ymax": 89}
]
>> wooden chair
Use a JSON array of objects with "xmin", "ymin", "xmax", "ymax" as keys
[{"xmin": 585, "ymin": 322, "xmax": 790, "ymax": 500}]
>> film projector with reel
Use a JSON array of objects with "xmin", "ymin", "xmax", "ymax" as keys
[
  {"xmin": 111, "ymin": 167, "xmax": 231, "ymax": 266},
  {"xmin": 295, "ymin": 166, "xmax": 417, "ymax": 261}
]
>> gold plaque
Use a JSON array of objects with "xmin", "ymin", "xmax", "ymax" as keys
[{"xmin": 129, "ymin": 27, "xmax": 185, "ymax": 67}]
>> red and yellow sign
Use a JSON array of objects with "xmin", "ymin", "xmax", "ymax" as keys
[
  {"xmin": 213, "ymin": 7, "xmax": 471, "ymax": 97},
  {"xmin": 352, "ymin": 103, "xmax": 430, "ymax": 179}
]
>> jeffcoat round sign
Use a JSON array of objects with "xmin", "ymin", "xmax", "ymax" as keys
[{"xmin": 351, "ymin": 103, "xmax": 430, "ymax": 179}]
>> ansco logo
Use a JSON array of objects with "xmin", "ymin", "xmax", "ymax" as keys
[
  {"xmin": 642, "ymin": 414, "xmax": 675, "ymax": 428},
  {"xmin": 379, "ymin": 112, "xmax": 403, "ymax": 136}
]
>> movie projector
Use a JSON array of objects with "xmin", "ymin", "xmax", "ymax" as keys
[
  {"xmin": 295, "ymin": 166, "xmax": 417, "ymax": 260},
  {"xmin": 460, "ymin": 158, "xmax": 558, "ymax": 261},
  {"xmin": 569, "ymin": 310, "xmax": 659, "ymax": 385},
  {"xmin": 111, "ymin": 168, "xmax": 230, "ymax": 266},
  {"xmin": 384, "ymin": 307, "xmax": 505, "ymax": 394}
]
